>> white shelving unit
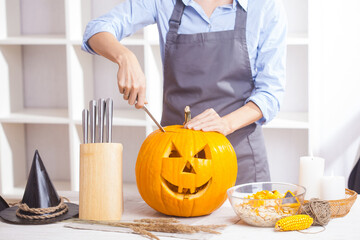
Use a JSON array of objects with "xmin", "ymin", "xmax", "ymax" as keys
[
  {"xmin": 0, "ymin": 0, "xmax": 311, "ymax": 198},
  {"xmin": 264, "ymin": 0, "xmax": 310, "ymax": 184}
]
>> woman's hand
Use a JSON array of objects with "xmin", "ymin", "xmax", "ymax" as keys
[
  {"xmin": 88, "ymin": 32, "xmax": 147, "ymax": 109},
  {"xmin": 116, "ymin": 49, "xmax": 147, "ymax": 109},
  {"xmin": 184, "ymin": 102, "xmax": 263, "ymax": 136},
  {"xmin": 184, "ymin": 108, "xmax": 232, "ymax": 136}
]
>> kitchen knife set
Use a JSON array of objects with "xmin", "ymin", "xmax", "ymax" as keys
[
  {"xmin": 82, "ymin": 98, "xmax": 113, "ymax": 144},
  {"xmin": 79, "ymin": 98, "xmax": 123, "ymax": 221}
]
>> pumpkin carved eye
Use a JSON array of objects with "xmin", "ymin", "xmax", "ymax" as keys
[
  {"xmin": 194, "ymin": 149, "xmax": 205, "ymax": 158},
  {"xmin": 193, "ymin": 144, "xmax": 211, "ymax": 159},
  {"xmin": 166, "ymin": 142, "xmax": 182, "ymax": 158},
  {"xmin": 169, "ymin": 149, "xmax": 181, "ymax": 158}
]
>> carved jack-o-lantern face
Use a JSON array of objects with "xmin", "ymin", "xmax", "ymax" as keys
[
  {"xmin": 161, "ymin": 142, "xmax": 212, "ymax": 200},
  {"xmin": 136, "ymin": 125, "xmax": 237, "ymax": 217}
]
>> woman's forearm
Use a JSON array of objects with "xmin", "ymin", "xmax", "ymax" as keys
[
  {"xmin": 223, "ymin": 101, "xmax": 263, "ymax": 134},
  {"xmin": 88, "ymin": 32, "xmax": 131, "ymax": 65}
]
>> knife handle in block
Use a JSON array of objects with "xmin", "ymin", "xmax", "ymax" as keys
[
  {"xmin": 106, "ymin": 98, "xmax": 113, "ymax": 143},
  {"xmin": 82, "ymin": 109, "xmax": 89, "ymax": 144},
  {"xmin": 98, "ymin": 99, "xmax": 106, "ymax": 143},
  {"xmin": 89, "ymin": 100, "xmax": 97, "ymax": 143}
]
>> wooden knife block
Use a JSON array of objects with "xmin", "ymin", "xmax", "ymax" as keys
[{"xmin": 79, "ymin": 143, "xmax": 123, "ymax": 221}]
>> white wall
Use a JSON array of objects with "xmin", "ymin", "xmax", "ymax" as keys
[{"xmin": 310, "ymin": 0, "xmax": 360, "ymax": 182}]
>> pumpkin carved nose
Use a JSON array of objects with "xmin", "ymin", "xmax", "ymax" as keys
[{"xmin": 182, "ymin": 161, "xmax": 196, "ymax": 174}]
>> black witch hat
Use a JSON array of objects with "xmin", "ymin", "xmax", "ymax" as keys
[
  {"xmin": 0, "ymin": 195, "xmax": 9, "ymax": 212},
  {"xmin": 0, "ymin": 150, "xmax": 78, "ymax": 224}
]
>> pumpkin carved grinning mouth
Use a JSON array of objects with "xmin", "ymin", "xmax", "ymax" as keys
[{"xmin": 161, "ymin": 176, "xmax": 211, "ymax": 200}]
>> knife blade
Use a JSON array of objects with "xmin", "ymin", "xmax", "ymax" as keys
[
  {"xmin": 98, "ymin": 98, "xmax": 106, "ymax": 143},
  {"xmin": 106, "ymin": 98, "xmax": 113, "ymax": 143},
  {"xmin": 142, "ymin": 105, "xmax": 165, "ymax": 132},
  {"xmin": 89, "ymin": 100, "xmax": 97, "ymax": 143},
  {"xmin": 82, "ymin": 109, "xmax": 89, "ymax": 144}
]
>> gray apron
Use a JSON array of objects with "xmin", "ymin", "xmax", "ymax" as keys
[{"xmin": 161, "ymin": 0, "xmax": 270, "ymax": 184}]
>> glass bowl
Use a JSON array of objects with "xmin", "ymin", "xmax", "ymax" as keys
[{"xmin": 227, "ymin": 182, "xmax": 306, "ymax": 227}]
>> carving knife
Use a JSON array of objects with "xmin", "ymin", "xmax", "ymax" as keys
[
  {"xmin": 89, "ymin": 100, "xmax": 97, "ymax": 143},
  {"xmin": 106, "ymin": 98, "xmax": 113, "ymax": 143},
  {"xmin": 82, "ymin": 109, "xmax": 89, "ymax": 144},
  {"xmin": 142, "ymin": 105, "xmax": 165, "ymax": 132},
  {"xmin": 134, "ymin": 96, "xmax": 165, "ymax": 132},
  {"xmin": 98, "ymin": 98, "xmax": 106, "ymax": 143}
]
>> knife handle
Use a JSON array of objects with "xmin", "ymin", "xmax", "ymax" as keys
[
  {"xmin": 98, "ymin": 98, "xmax": 106, "ymax": 143},
  {"xmin": 82, "ymin": 109, "xmax": 89, "ymax": 144},
  {"xmin": 89, "ymin": 100, "xmax": 97, "ymax": 143},
  {"xmin": 106, "ymin": 98, "xmax": 113, "ymax": 143}
]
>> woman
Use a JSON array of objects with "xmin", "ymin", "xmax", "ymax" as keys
[{"xmin": 82, "ymin": 0, "xmax": 287, "ymax": 184}]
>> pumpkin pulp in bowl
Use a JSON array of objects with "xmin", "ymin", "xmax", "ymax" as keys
[{"xmin": 227, "ymin": 182, "xmax": 306, "ymax": 227}]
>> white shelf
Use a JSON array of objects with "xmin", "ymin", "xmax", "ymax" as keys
[
  {"xmin": 3, "ymin": 183, "xmax": 138, "ymax": 207},
  {"xmin": 2, "ymin": 181, "xmax": 72, "ymax": 200},
  {"xmin": 72, "ymin": 109, "xmax": 147, "ymax": 126},
  {"xmin": 70, "ymin": 32, "xmax": 145, "ymax": 46},
  {"xmin": 146, "ymin": 35, "xmax": 309, "ymax": 46},
  {"xmin": 0, "ymin": 35, "xmax": 67, "ymax": 45},
  {"xmin": 145, "ymin": 112, "xmax": 309, "ymax": 130},
  {"xmin": 70, "ymin": 38, "xmax": 147, "ymax": 46},
  {"xmin": 0, "ymin": 109, "xmax": 69, "ymax": 124},
  {"xmin": 113, "ymin": 110, "xmax": 147, "ymax": 126},
  {"xmin": 264, "ymin": 112, "xmax": 309, "ymax": 129},
  {"xmin": 287, "ymin": 33, "xmax": 309, "ymax": 45},
  {"xmin": 0, "ymin": 36, "xmax": 146, "ymax": 46},
  {"xmin": 149, "ymin": 40, "xmax": 160, "ymax": 46}
]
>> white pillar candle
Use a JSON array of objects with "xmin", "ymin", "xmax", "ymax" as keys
[
  {"xmin": 320, "ymin": 176, "xmax": 345, "ymax": 200},
  {"xmin": 298, "ymin": 156, "xmax": 325, "ymax": 200}
]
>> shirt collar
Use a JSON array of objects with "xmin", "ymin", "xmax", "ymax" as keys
[
  {"xmin": 236, "ymin": 0, "xmax": 248, "ymax": 11},
  {"xmin": 181, "ymin": 0, "xmax": 248, "ymax": 12}
]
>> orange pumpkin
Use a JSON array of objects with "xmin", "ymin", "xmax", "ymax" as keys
[{"xmin": 135, "ymin": 110, "xmax": 237, "ymax": 217}]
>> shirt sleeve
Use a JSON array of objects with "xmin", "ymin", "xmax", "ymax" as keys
[
  {"xmin": 245, "ymin": 0, "xmax": 288, "ymax": 124},
  {"xmin": 82, "ymin": 0, "xmax": 157, "ymax": 54}
]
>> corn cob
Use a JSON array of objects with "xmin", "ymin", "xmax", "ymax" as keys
[{"xmin": 275, "ymin": 214, "xmax": 313, "ymax": 231}]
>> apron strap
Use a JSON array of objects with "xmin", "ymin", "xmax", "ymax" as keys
[
  {"xmin": 168, "ymin": 0, "xmax": 185, "ymax": 34},
  {"xmin": 234, "ymin": 2, "xmax": 247, "ymax": 36}
]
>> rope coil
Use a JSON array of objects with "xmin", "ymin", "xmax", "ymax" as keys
[
  {"xmin": 301, "ymin": 198, "xmax": 331, "ymax": 226},
  {"xmin": 16, "ymin": 197, "xmax": 69, "ymax": 220}
]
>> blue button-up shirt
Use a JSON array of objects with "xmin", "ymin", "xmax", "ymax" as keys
[{"xmin": 82, "ymin": 0, "xmax": 287, "ymax": 124}]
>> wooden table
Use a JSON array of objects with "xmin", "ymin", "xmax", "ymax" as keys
[{"xmin": 1, "ymin": 184, "xmax": 359, "ymax": 240}]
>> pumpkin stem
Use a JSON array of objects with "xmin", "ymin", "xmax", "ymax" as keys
[{"xmin": 184, "ymin": 106, "xmax": 191, "ymax": 125}]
